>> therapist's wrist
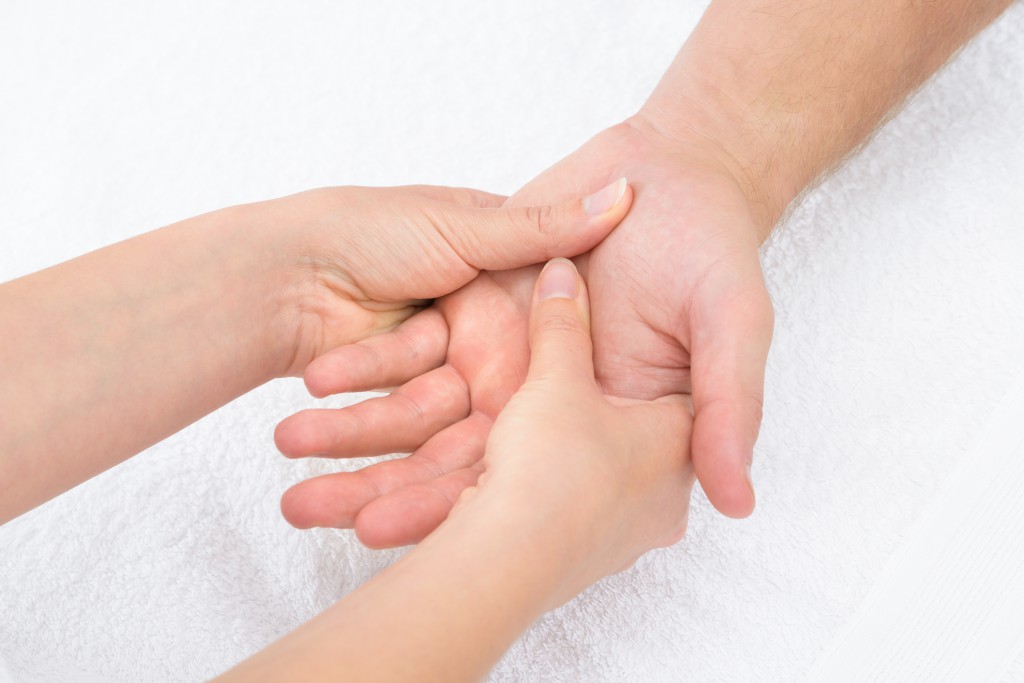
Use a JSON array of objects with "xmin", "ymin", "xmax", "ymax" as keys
[
  {"xmin": 211, "ymin": 198, "xmax": 335, "ymax": 381},
  {"xmin": 440, "ymin": 482, "xmax": 608, "ymax": 612}
]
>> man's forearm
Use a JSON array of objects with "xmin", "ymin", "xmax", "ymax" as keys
[{"xmin": 638, "ymin": 0, "xmax": 1013, "ymax": 232}]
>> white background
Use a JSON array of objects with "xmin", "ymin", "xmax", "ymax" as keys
[{"xmin": 1, "ymin": 1, "xmax": 1023, "ymax": 680}]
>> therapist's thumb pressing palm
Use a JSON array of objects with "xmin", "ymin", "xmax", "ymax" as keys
[
  {"xmin": 481, "ymin": 258, "xmax": 696, "ymax": 598},
  {"xmin": 524, "ymin": 257, "xmax": 597, "ymax": 384}
]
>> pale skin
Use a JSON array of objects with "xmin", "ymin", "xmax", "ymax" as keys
[
  {"xmin": 277, "ymin": 0, "xmax": 1016, "ymax": 547},
  {"xmin": 0, "ymin": 178, "xmax": 688, "ymax": 680},
  {"xmin": 219, "ymin": 259, "xmax": 694, "ymax": 682},
  {"xmin": 0, "ymin": 180, "xmax": 632, "ymax": 522},
  {"xmin": 2, "ymin": 0, "xmax": 1016, "ymax": 678}
]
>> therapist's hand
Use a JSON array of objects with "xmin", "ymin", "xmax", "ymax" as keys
[
  {"xmin": 266, "ymin": 181, "xmax": 632, "ymax": 376},
  {"xmin": 466, "ymin": 258, "xmax": 696, "ymax": 601},
  {"xmin": 0, "ymin": 180, "xmax": 631, "ymax": 524},
  {"xmin": 223, "ymin": 259, "xmax": 692, "ymax": 682}
]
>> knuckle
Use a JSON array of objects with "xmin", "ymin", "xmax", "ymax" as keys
[
  {"xmin": 735, "ymin": 390, "xmax": 765, "ymax": 425},
  {"xmin": 701, "ymin": 393, "xmax": 764, "ymax": 429},
  {"xmin": 537, "ymin": 310, "xmax": 584, "ymax": 337},
  {"xmin": 524, "ymin": 204, "xmax": 556, "ymax": 237}
]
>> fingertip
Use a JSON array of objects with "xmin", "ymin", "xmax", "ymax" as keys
[
  {"xmin": 533, "ymin": 257, "xmax": 590, "ymax": 320},
  {"xmin": 692, "ymin": 435, "xmax": 757, "ymax": 518},
  {"xmin": 536, "ymin": 257, "xmax": 581, "ymax": 302},
  {"xmin": 694, "ymin": 460, "xmax": 755, "ymax": 519},
  {"xmin": 526, "ymin": 259, "xmax": 596, "ymax": 384},
  {"xmin": 280, "ymin": 483, "xmax": 317, "ymax": 529},
  {"xmin": 744, "ymin": 463, "xmax": 757, "ymax": 514},
  {"xmin": 280, "ymin": 476, "xmax": 353, "ymax": 529},
  {"xmin": 564, "ymin": 178, "xmax": 632, "ymax": 254},
  {"xmin": 274, "ymin": 412, "xmax": 328, "ymax": 459},
  {"xmin": 273, "ymin": 418, "xmax": 298, "ymax": 457},
  {"xmin": 582, "ymin": 177, "xmax": 630, "ymax": 218},
  {"xmin": 284, "ymin": 470, "xmax": 386, "ymax": 530},
  {"xmin": 529, "ymin": 258, "xmax": 589, "ymax": 340},
  {"xmin": 303, "ymin": 348, "xmax": 354, "ymax": 398},
  {"xmin": 712, "ymin": 477, "xmax": 757, "ymax": 519},
  {"xmin": 303, "ymin": 363, "xmax": 332, "ymax": 399},
  {"xmin": 353, "ymin": 523, "xmax": 402, "ymax": 550}
]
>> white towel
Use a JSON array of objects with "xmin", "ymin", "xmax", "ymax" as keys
[
  {"xmin": 805, "ymin": 372, "xmax": 1024, "ymax": 682},
  {"xmin": 1, "ymin": 1, "xmax": 1022, "ymax": 680}
]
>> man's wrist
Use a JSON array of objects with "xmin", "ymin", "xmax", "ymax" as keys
[
  {"xmin": 629, "ymin": 85, "xmax": 798, "ymax": 238},
  {"xmin": 632, "ymin": 30, "xmax": 828, "ymax": 235}
]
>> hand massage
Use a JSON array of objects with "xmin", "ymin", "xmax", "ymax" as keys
[{"xmin": 0, "ymin": 0, "xmax": 1018, "ymax": 680}]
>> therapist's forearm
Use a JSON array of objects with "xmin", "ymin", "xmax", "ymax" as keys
[
  {"xmin": 0, "ymin": 205, "xmax": 300, "ymax": 522},
  {"xmin": 219, "ymin": 490, "xmax": 578, "ymax": 682},
  {"xmin": 633, "ymin": 0, "xmax": 1013, "ymax": 234}
]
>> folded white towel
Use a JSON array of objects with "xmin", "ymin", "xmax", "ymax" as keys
[{"xmin": 1, "ymin": 1, "xmax": 1022, "ymax": 681}]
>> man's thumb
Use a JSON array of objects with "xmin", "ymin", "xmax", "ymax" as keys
[
  {"xmin": 526, "ymin": 258, "xmax": 596, "ymax": 383},
  {"xmin": 439, "ymin": 178, "xmax": 631, "ymax": 271}
]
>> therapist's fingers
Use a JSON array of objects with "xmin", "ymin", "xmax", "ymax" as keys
[
  {"xmin": 523, "ymin": 258, "xmax": 595, "ymax": 386},
  {"xmin": 432, "ymin": 178, "xmax": 631, "ymax": 271}
]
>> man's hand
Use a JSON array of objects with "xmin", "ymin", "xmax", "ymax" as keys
[
  {"xmin": 276, "ymin": 121, "xmax": 772, "ymax": 545},
  {"xmin": 275, "ymin": 265, "xmax": 536, "ymax": 546},
  {"xmin": 226, "ymin": 259, "xmax": 695, "ymax": 683},
  {"xmin": 506, "ymin": 121, "xmax": 773, "ymax": 517},
  {"xmin": 277, "ymin": 0, "xmax": 1014, "ymax": 545}
]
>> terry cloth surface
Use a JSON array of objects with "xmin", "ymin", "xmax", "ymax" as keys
[
  {"xmin": 805, "ymin": 373, "xmax": 1024, "ymax": 682},
  {"xmin": 1, "ymin": 1, "xmax": 1023, "ymax": 680}
]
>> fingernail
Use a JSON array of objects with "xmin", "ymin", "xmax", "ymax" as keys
[
  {"xmin": 538, "ymin": 258, "xmax": 579, "ymax": 300},
  {"xmin": 745, "ymin": 463, "xmax": 756, "ymax": 501},
  {"xmin": 582, "ymin": 177, "xmax": 627, "ymax": 217}
]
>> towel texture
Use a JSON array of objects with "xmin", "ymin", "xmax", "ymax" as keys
[
  {"xmin": 1, "ymin": 1, "xmax": 1023, "ymax": 681},
  {"xmin": 806, "ymin": 373, "xmax": 1024, "ymax": 681}
]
